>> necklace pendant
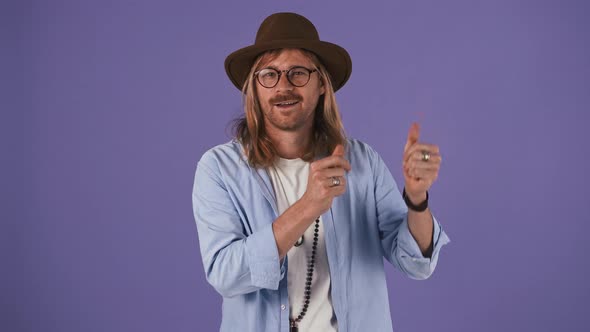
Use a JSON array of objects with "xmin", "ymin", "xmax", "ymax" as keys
[
  {"xmin": 294, "ymin": 235, "xmax": 304, "ymax": 247},
  {"xmin": 290, "ymin": 325, "xmax": 298, "ymax": 332}
]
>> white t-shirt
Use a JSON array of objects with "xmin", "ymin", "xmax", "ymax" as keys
[{"xmin": 267, "ymin": 157, "xmax": 338, "ymax": 332}]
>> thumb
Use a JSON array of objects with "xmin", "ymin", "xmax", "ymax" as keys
[
  {"xmin": 404, "ymin": 122, "xmax": 420, "ymax": 153},
  {"xmin": 332, "ymin": 144, "xmax": 345, "ymax": 157}
]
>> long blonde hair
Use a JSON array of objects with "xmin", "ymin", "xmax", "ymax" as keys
[{"xmin": 232, "ymin": 49, "xmax": 347, "ymax": 168}]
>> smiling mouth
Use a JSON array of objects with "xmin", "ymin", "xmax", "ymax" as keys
[{"xmin": 274, "ymin": 100, "xmax": 300, "ymax": 108}]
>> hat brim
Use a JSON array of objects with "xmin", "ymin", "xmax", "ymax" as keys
[{"xmin": 224, "ymin": 40, "xmax": 352, "ymax": 92}]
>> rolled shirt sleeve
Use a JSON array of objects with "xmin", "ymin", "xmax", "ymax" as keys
[
  {"xmin": 245, "ymin": 222, "xmax": 286, "ymax": 289},
  {"xmin": 193, "ymin": 153, "xmax": 285, "ymax": 298},
  {"xmin": 394, "ymin": 214, "xmax": 450, "ymax": 279}
]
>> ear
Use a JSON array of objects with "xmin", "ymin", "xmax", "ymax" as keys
[{"xmin": 319, "ymin": 78, "xmax": 325, "ymax": 95}]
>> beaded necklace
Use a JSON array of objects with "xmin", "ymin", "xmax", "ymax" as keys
[{"xmin": 289, "ymin": 218, "xmax": 320, "ymax": 332}]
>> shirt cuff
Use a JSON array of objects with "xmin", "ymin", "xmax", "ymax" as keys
[
  {"xmin": 397, "ymin": 215, "xmax": 450, "ymax": 267},
  {"xmin": 244, "ymin": 222, "xmax": 285, "ymax": 290}
]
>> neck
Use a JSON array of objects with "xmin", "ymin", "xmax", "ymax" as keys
[{"xmin": 266, "ymin": 125, "xmax": 313, "ymax": 159}]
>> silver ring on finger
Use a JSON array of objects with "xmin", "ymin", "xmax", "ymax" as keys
[
  {"xmin": 421, "ymin": 150, "xmax": 431, "ymax": 162},
  {"xmin": 331, "ymin": 176, "xmax": 341, "ymax": 187}
]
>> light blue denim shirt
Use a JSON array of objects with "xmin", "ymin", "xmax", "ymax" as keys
[{"xmin": 192, "ymin": 138, "xmax": 450, "ymax": 332}]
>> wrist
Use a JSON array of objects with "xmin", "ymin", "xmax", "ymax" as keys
[
  {"xmin": 297, "ymin": 194, "xmax": 321, "ymax": 221},
  {"xmin": 406, "ymin": 191, "xmax": 427, "ymax": 205},
  {"xmin": 402, "ymin": 187, "xmax": 429, "ymax": 212}
]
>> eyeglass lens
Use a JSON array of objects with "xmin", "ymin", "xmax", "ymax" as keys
[{"xmin": 257, "ymin": 67, "xmax": 312, "ymax": 88}]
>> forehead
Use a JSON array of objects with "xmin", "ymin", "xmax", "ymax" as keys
[{"xmin": 259, "ymin": 48, "xmax": 315, "ymax": 69}]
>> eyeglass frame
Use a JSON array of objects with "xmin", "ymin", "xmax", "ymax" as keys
[{"xmin": 254, "ymin": 66, "xmax": 319, "ymax": 88}]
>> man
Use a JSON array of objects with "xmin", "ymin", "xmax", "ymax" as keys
[{"xmin": 192, "ymin": 12, "xmax": 450, "ymax": 332}]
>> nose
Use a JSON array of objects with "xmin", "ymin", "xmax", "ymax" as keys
[{"xmin": 275, "ymin": 71, "xmax": 294, "ymax": 91}]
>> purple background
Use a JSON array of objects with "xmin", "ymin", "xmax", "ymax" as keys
[{"xmin": 6, "ymin": 0, "xmax": 590, "ymax": 331}]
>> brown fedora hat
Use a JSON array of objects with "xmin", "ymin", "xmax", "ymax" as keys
[{"xmin": 224, "ymin": 12, "xmax": 352, "ymax": 92}]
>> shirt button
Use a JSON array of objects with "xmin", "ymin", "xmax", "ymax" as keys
[{"xmin": 281, "ymin": 304, "xmax": 286, "ymax": 310}]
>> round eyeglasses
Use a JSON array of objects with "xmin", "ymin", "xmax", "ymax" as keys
[{"xmin": 254, "ymin": 66, "xmax": 318, "ymax": 88}]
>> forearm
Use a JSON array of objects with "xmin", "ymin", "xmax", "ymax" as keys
[
  {"xmin": 406, "ymin": 192, "xmax": 434, "ymax": 257},
  {"xmin": 272, "ymin": 196, "xmax": 318, "ymax": 260}
]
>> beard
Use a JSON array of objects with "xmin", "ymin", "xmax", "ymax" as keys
[
  {"xmin": 262, "ymin": 106, "xmax": 313, "ymax": 132},
  {"xmin": 261, "ymin": 91, "xmax": 317, "ymax": 132}
]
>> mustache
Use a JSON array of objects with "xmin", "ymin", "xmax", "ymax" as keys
[{"xmin": 269, "ymin": 92, "xmax": 302, "ymax": 104}]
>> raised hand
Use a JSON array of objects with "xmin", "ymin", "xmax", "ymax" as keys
[
  {"xmin": 301, "ymin": 144, "xmax": 351, "ymax": 218},
  {"xmin": 402, "ymin": 123, "xmax": 442, "ymax": 202}
]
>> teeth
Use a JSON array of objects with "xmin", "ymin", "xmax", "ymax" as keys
[{"xmin": 277, "ymin": 101, "xmax": 297, "ymax": 106}]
